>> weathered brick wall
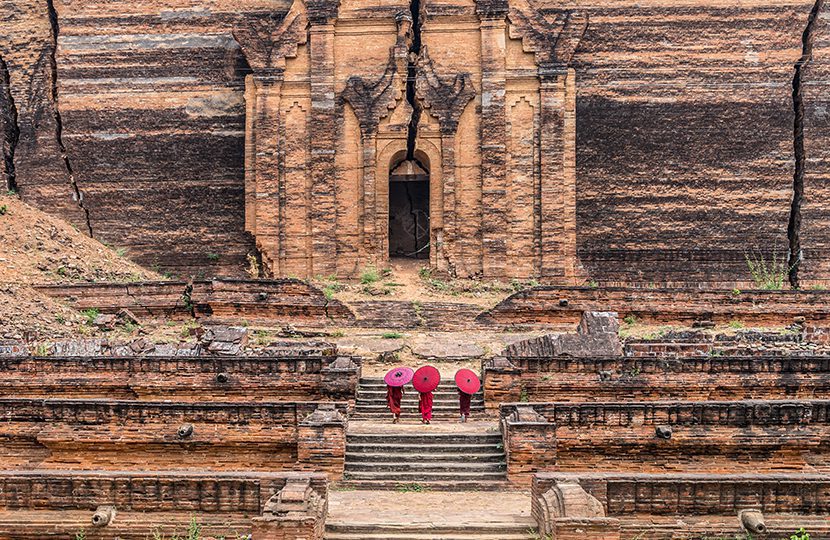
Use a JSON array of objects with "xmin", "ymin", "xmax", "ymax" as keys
[
  {"xmin": 572, "ymin": 0, "xmax": 820, "ymax": 284},
  {"xmin": 483, "ymin": 356, "xmax": 830, "ymax": 406},
  {"xmin": 4, "ymin": 0, "xmax": 827, "ymax": 282},
  {"xmin": 48, "ymin": 0, "xmax": 293, "ymax": 277},
  {"xmin": 0, "ymin": 399, "xmax": 347, "ymax": 473},
  {"xmin": 0, "ymin": 355, "xmax": 359, "ymax": 403},
  {"xmin": 800, "ymin": 3, "xmax": 830, "ymax": 282},
  {"xmin": 532, "ymin": 472, "xmax": 830, "ymax": 539},
  {"xmin": 501, "ymin": 400, "xmax": 830, "ymax": 484},
  {"xmin": 0, "ymin": 470, "xmax": 328, "ymax": 539},
  {"xmin": 480, "ymin": 286, "xmax": 830, "ymax": 326},
  {"xmin": 34, "ymin": 278, "xmax": 355, "ymax": 324}
]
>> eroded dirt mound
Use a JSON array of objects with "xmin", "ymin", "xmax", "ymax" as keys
[{"xmin": 0, "ymin": 194, "xmax": 160, "ymax": 338}]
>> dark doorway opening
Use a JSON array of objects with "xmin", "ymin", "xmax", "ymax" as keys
[{"xmin": 389, "ymin": 160, "xmax": 429, "ymax": 259}]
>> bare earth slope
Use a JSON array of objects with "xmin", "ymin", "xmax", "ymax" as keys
[{"xmin": 0, "ymin": 194, "xmax": 159, "ymax": 338}]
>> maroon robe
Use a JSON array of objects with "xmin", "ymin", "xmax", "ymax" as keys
[
  {"xmin": 418, "ymin": 391, "xmax": 434, "ymax": 421},
  {"xmin": 459, "ymin": 390, "xmax": 472, "ymax": 416},
  {"xmin": 386, "ymin": 385, "xmax": 404, "ymax": 416}
]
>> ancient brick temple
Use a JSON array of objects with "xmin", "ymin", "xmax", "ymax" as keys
[
  {"xmin": 1, "ymin": 1, "xmax": 828, "ymax": 283},
  {"xmin": 234, "ymin": 0, "xmax": 586, "ymax": 280}
]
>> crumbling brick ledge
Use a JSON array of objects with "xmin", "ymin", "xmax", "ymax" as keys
[
  {"xmin": 0, "ymin": 470, "xmax": 329, "ymax": 539},
  {"xmin": 501, "ymin": 400, "xmax": 830, "ymax": 484},
  {"xmin": 34, "ymin": 278, "xmax": 355, "ymax": 325},
  {"xmin": 532, "ymin": 472, "xmax": 830, "ymax": 539},
  {"xmin": 478, "ymin": 286, "xmax": 830, "ymax": 326}
]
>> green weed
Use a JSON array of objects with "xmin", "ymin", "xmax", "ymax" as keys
[
  {"xmin": 745, "ymin": 249, "xmax": 791, "ymax": 290},
  {"xmin": 81, "ymin": 308, "xmax": 100, "ymax": 325},
  {"xmin": 360, "ymin": 267, "xmax": 380, "ymax": 284}
]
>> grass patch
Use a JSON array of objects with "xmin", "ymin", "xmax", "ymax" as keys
[
  {"xmin": 81, "ymin": 308, "xmax": 100, "ymax": 325},
  {"xmin": 396, "ymin": 483, "xmax": 426, "ymax": 493},
  {"xmin": 381, "ymin": 332, "xmax": 403, "ymax": 339},
  {"xmin": 360, "ymin": 267, "xmax": 380, "ymax": 284},
  {"xmin": 745, "ymin": 249, "xmax": 790, "ymax": 290}
]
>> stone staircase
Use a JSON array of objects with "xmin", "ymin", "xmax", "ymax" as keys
[
  {"xmin": 324, "ymin": 490, "xmax": 534, "ymax": 540},
  {"xmin": 340, "ymin": 432, "xmax": 508, "ymax": 490},
  {"xmin": 324, "ymin": 522, "xmax": 534, "ymax": 539},
  {"xmin": 351, "ymin": 377, "xmax": 486, "ymax": 420}
]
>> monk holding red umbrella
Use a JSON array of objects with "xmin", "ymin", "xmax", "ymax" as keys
[
  {"xmin": 455, "ymin": 369, "xmax": 481, "ymax": 423},
  {"xmin": 413, "ymin": 365, "xmax": 440, "ymax": 424},
  {"xmin": 384, "ymin": 366, "xmax": 414, "ymax": 423}
]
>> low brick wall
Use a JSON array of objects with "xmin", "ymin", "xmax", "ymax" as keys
[
  {"xmin": 0, "ymin": 355, "xmax": 360, "ymax": 405},
  {"xmin": 34, "ymin": 278, "xmax": 354, "ymax": 325},
  {"xmin": 0, "ymin": 470, "xmax": 328, "ymax": 539},
  {"xmin": 501, "ymin": 400, "xmax": 830, "ymax": 484},
  {"xmin": 483, "ymin": 356, "xmax": 830, "ymax": 406},
  {"xmin": 532, "ymin": 472, "xmax": 830, "ymax": 539},
  {"xmin": 479, "ymin": 286, "xmax": 830, "ymax": 326},
  {"xmin": 0, "ymin": 399, "xmax": 348, "ymax": 476}
]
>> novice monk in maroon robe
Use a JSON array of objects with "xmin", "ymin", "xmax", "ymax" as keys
[
  {"xmin": 386, "ymin": 384, "xmax": 404, "ymax": 423},
  {"xmin": 459, "ymin": 390, "xmax": 472, "ymax": 423},
  {"xmin": 418, "ymin": 390, "xmax": 434, "ymax": 424}
]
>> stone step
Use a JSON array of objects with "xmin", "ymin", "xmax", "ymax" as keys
[
  {"xmin": 360, "ymin": 379, "xmax": 481, "ymax": 389},
  {"xmin": 346, "ymin": 443, "xmax": 501, "ymax": 455},
  {"xmin": 346, "ymin": 434, "xmax": 501, "ymax": 445},
  {"xmin": 332, "ymin": 479, "xmax": 512, "ymax": 492},
  {"xmin": 343, "ymin": 471, "xmax": 507, "ymax": 482},
  {"xmin": 326, "ymin": 533, "xmax": 531, "ymax": 539},
  {"xmin": 345, "ymin": 461, "xmax": 506, "ymax": 473},
  {"xmin": 325, "ymin": 523, "xmax": 533, "ymax": 539},
  {"xmin": 357, "ymin": 392, "xmax": 485, "ymax": 403},
  {"xmin": 345, "ymin": 451, "xmax": 504, "ymax": 462},
  {"xmin": 354, "ymin": 403, "xmax": 484, "ymax": 416}
]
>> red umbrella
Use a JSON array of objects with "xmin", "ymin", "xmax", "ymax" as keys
[
  {"xmin": 384, "ymin": 366, "xmax": 414, "ymax": 387},
  {"xmin": 455, "ymin": 369, "xmax": 481, "ymax": 394},
  {"xmin": 413, "ymin": 365, "xmax": 441, "ymax": 393}
]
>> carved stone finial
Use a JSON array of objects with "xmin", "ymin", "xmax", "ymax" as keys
[{"xmin": 395, "ymin": 10, "xmax": 413, "ymax": 46}]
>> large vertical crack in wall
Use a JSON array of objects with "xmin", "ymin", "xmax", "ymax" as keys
[
  {"xmin": 46, "ymin": 0, "xmax": 93, "ymax": 237},
  {"xmin": 0, "ymin": 56, "xmax": 20, "ymax": 193},
  {"xmin": 788, "ymin": 0, "xmax": 825, "ymax": 288},
  {"xmin": 405, "ymin": 0, "xmax": 423, "ymax": 160}
]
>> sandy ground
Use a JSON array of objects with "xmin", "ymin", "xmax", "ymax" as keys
[
  {"xmin": 0, "ymin": 194, "xmax": 160, "ymax": 338},
  {"xmin": 327, "ymin": 490, "xmax": 533, "ymax": 527},
  {"xmin": 317, "ymin": 258, "xmax": 539, "ymax": 308}
]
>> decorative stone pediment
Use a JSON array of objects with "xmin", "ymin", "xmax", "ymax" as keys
[
  {"xmin": 342, "ymin": 54, "xmax": 407, "ymax": 136},
  {"xmin": 341, "ymin": 12, "xmax": 411, "ymax": 136},
  {"xmin": 232, "ymin": 0, "xmax": 309, "ymax": 73},
  {"xmin": 415, "ymin": 46, "xmax": 476, "ymax": 135},
  {"xmin": 507, "ymin": 0, "xmax": 588, "ymax": 67}
]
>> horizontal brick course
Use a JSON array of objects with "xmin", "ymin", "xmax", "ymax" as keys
[
  {"xmin": 0, "ymin": 355, "xmax": 359, "ymax": 404},
  {"xmin": 484, "ymin": 356, "xmax": 830, "ymax": 405},
  {"xmin": 502, "ymin": 400, "xmax": 830, "ymax": 483},
  {"xmin": 0, "ymin": 399, "xmax": 347, "ymax": 475},
  {"xmin": 533, "ymin": 472, "xmax": 830, "ymax": 539}
]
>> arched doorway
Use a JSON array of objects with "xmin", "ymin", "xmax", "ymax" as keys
[{"xmin": 388, "ymin": 158, "xmax": 430, "ymax": 259}]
